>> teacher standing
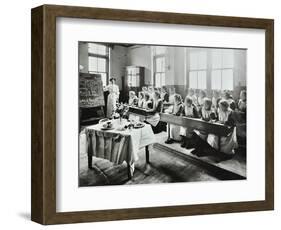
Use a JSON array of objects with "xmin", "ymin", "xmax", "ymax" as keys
[{"xmin": 105, "ymin": 77, "xmax": 119, "ymax": 118}]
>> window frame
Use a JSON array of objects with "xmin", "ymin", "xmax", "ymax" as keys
[
  {"xmin": 153, "ymin": 53, "xmax": 166, "ymax": 88},
  {"xmin": 211, "ymin": 49, "xmax": 234, "ymax": 91},
  {"xmin": 88, "ymin": 43, "xmax": 110, "ymax": 87},
  {"xmin": 188, "ymin": 49, "xmax": 208, "ymax": 90}
]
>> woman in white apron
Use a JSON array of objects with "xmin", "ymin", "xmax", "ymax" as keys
[
  {"xmin": 238, "ymin": 90, "xmax": 247, "ymax": 112},
  {"xmin": 222, "ymin": 90, "xmax": 236, "ymax": 111},
  {"xmin": 207, "ymin": 100, "xmax": 238, "ymax": 155},
  {"xmin": 180, "ymin": 96, "xmax": 199, "ymax": 148},
  {"xmin": 211, "ymin": 90, "xmax": 221, "ymax": 110},
  {"xmin": 165, "ymin": 94, "xmax": 183, "ymax": 144},
  {"xmin": 146, "ymin": 91, "xmax": 164, "ymax": 133},
  {"xmin": 138, "ymin": 92, "xmax": 145, "ymax": 108},
  {"xmin": 128, "ymin": 91, "xmax": 138, "ymax": 106},
  {"xmin": 194, "ymin": 98, "xmax": 216, "ymax": 140},
  {"xmin": 143, "ymin": 93, "xmax": 153, "ymax": 109},
  {"xmin": 106, "ymin": 78, "xmax": 119, "ymax": 118},
  {"xmin": 187, "ymin": 88, "xmax": 198, "ymax": 106},
  {"xmin": 197, "ymin": 89, "xmax": 207, "ymax": 108}
]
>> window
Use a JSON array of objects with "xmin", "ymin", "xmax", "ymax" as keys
[
  {"xmin": 211, "ymin": 49, "xmax": 234, "ymax": 90},
  {"xmin": 127, "ymin": 67, "xmax": 140, "ymax": 87},
  {"xmin": 188, "ymin": 49, "xmax": 207, "ymax": 89},
  {"xmin": 153, "ymin": 46, "xmax": 166, "ymax": 88},
  {"xmin": 88, "ymin": 43, "xmax": 109, "ymax": 87}
]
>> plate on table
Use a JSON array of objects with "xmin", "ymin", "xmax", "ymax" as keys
[{"xmin": 134, "ymin": 123, "xmax": 145, "ymax": 129}]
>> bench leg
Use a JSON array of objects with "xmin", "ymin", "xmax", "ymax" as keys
[
  {"xmin": 127, "ymin": 162, "xmax": 132, "ymax": 179},
  {"xmin": 88, "ymin": 154, "xmax": 93, "ymax": 169},
  {"xmin": 145, "ymin": 145, "xmax": 150, "ymax": 163},
  {"xmin": 167, "ymin": 124, "xmax": 170, "ymax": 140}
]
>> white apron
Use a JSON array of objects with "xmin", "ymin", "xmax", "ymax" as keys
[
  {"xmin": 106, "ymin": 84, "xmax": 119, "ymax": 118},
  {"xmin": 169, "ymin": 103, "xmax": 182, "ymax": 141},
  {"xmin": 207, "ymin": 108, "xmax": 238, "ymax": 154},
  {"xmin": 180, "ymin": 106, "xmax": 194, "ymax": 137},
  {"xmin": 146, "ymin": 99, "xmax": 161, "ymax": 127},
  {"xmin": 194, "ymin": 108, "xmax": 213, "ymax": 140}
]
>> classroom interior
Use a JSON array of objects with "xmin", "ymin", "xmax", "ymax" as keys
[{"xmin": 79, "ymin": 42, "xmax": 247, "ymax": 186}]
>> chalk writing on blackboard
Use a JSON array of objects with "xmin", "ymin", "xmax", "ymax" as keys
[{"xmin": 79, "ymin": 73, "xmax": 105, "ymax": 108}]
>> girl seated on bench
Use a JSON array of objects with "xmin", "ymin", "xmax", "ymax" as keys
[
  {"xmin": 212, "ymin": 90, "xmax": 222, "ymax": 110},
  {"xmin": 165, "ymin": 94, "xmax": 184, "ymax": 144},
  {"xmin": 187, "ymin": 88, "xmax": 198, "ymax": 106},
  {"xmin": 128, "ymin": 91, "xmax": 138, "ymax": 106},
  {"xmin": 238, "ymin": 89, "xmax": 247, "ymax": 113},
  {"xmin": 222, "ymin": 90, "xmax": 236, "ymax": 110},
  {"xmin": 143, "ymin": 93, "xmax": 153, "ymax": 109},
  {"xmin": 194, "ymin": 98, "xmax": 217, "ymax": 140},
  {"xmin": 207, "ymin": 100, "xmax": 238, "ymax": 155},
  {"xmin": 180, "ymin": 96, "xmax": 199, "ymax": 148},
  {"xmin": 145, "ymin": 91, "xmax": 165, "ymax": 134},
  {"xmin": 138, "ymin": 91, "xmax": 145, "ymax": 108},
  {"xmin": 197, "ymin": 89, "xmax": 207, "ymax": 108}
]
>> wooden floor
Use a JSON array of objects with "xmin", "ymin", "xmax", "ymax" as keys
[
  {"xmin": 155, "ymin": 132, "xmax": 247, "ymax": 178},
  {"xmin": 79, "ymin": 132, "xmax": 246, "ymax": 186}
]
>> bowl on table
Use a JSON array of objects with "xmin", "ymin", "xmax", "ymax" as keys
[{"xmin": 101, "ymin": 121, "xmax": 114, "ymax": 130}]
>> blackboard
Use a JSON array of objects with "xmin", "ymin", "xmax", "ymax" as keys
[{"xmin": 79, "ymin": 73, "xmax": 105, "ymax": 108}]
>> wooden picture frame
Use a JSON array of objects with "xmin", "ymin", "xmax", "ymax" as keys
[{"xmin": 31, "ymin": 4, "xmax": 274, "ymax": 225}]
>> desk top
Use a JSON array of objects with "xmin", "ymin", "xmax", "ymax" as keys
[{"xmin": 160, "ymin": 113, "xmax": 232, "ymax": 136}]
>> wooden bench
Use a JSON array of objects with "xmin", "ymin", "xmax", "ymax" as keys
[
  {"xmin": 160, "ymin": 113, "xmax": 232, "ymax": 151},
  {"xmin": 127, "ymin": 106, "xmax": 232, "ymax": 152}
]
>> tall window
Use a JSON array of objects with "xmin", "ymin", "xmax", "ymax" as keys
[
  {"xmin": 154, "ymin": 46, "xmax": 166, "ymax": 88},
  {"xmin": 188, "ymin": 49, "xmax": 207, "ymax": 89},
  {"xmin": 211, "ymin": 49, "xmax": 234, "ymax": 90},
  {"xmin": 88, "ymin": 43, "xmax": 109, "ymax": 87}
]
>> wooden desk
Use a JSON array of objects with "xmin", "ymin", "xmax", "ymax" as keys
[
  {"xmin": 128, "ymin": 106, "xmax": 154, "ymax": 117},
  {"xmin": 160, "ymin": 113, "xmax": 232, "ymax": 151}
]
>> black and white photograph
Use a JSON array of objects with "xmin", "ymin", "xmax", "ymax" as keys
[{"xmin": 79, "ymin": 42, "xmax": 247, "ymax": 187}]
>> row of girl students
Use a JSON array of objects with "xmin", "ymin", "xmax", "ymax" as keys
[
  {"xmin": 187, "ymin": 88, "xmax": 246, "ymax": 113},
  {"xmin": 165, "ymin": 90, "xmax": 245, "ymax": 156}
]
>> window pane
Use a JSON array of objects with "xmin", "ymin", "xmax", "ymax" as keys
[
  {"xmin": 98, "ymin": 58, "xmax": 106, "ymax": 72},
  {"xmin": 155, "ymin": 57, "xmax": 165, "ymax": 72},
  {"xmin": 197, "ymin": 51, "xmax": 207, "ymax": 69},
  {"xmin": 155, "ymin": 73, "xmax": 161, "ymax": 88},
  {"xmin": 189, "ymin": 52, "xmax": 198, "ymax": 70},
  {"xmin": 156, "ymin": 58, "xmax": 162, "ymax": 72},
  {"xmin": 211, "ymin": 70, "xmax": 222, "ymax": 89},
  {"xmin": 97, "ymin": 45, "xmax": 106, "ymax": 55},
  {"xmin": 189, "ymin": 71, "xmax": 197, "ymax": 88},
  {"xmin": 161, "ymin": 73, "xmax": 165, "ymax": 86},
  {"xmin": 222, "ymin": 50, "xmax": 234, "ymax": 68},
  {"xmin": 88, "ymin": 43, "xmax": 98, "ymax": 54},
  {"xmin": 88, "ymin": 43, "xmax": 108, "ymax": 56},
  {"xmin": 88, "ymin": 56, "xmax": 97, "ymax": 72},
  {"xmin": 222, "ymin": 69, "xmax": 233, "ymax": 90},
  {"xmin": 161, "ymin": 58, "xmax": 165, "ymax": 72},
  {"xmin": 197, "ymin": 71, "xmax": 207, "ymax": 89},
  {"xmin": 212, "ymin": 49, "xmax": 222, "ymax": 69}
]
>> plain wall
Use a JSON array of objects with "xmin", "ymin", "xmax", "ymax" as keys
[
  {"xmin": 126, "ymin": 45, "xmax": 152, "ymax": 85},
  {"xmin": 110, "ymin": 45, "xmax": 128, "ymax": 90}
]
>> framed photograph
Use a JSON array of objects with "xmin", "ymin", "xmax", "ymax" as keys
[{"xmin": 31, "ymin": 4, "xmax": 274, "ymax": 225}]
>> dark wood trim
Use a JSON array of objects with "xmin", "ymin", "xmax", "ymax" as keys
[
  {"xmin": 31, "ymin": 4, "xmax": 274, "ymax": 225},
  {"xmin": 31, "ymin": 6, "xmax": 44, "ymax": 224}
]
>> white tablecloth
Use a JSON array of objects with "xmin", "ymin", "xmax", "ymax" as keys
[{"xmin": 80, "ymin": 119, "xmax": 155, "ymax": 166}]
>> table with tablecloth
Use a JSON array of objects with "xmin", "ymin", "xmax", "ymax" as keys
[{"xmin": 80, "ymin": 119, "xmax": 155, "ymax": 178}]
